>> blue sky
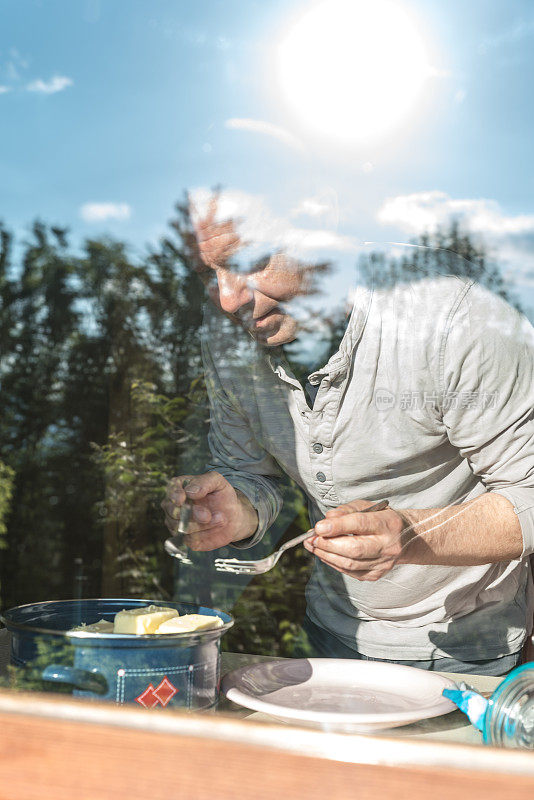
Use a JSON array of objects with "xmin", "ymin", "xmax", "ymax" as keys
[{"xmin": 2, "ymin": 0, "xmax": 534, "ymax": 308}]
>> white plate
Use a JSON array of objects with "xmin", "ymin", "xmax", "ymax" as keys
[{"xmin": 222, "ymin": 658, "xmax": 456, "ymax": 732}]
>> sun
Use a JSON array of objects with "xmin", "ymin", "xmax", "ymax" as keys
[{"xmin": 276, "ymin": 0, "xmax": 431, "ymax": 146}]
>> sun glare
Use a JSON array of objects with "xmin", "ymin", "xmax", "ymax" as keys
[{"xmin": 277, "ymin": 0, "xmax": 430, "ymax": 146}]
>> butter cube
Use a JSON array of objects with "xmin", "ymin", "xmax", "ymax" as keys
[
  {"xmin": 155, "ymin": 614, "xmax": 223, "ymax": 634},
  {"xmin": 70, "ymin": 618, "xmax": 114, "ymax": 633},
  {"xmin": 113, "ymin": 605, "xmax": 179, "ymax": 635}
]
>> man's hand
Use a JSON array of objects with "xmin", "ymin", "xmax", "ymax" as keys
[
  {"xmin": 190, "ymin": 193, "xmax": 242, "ymax": 271},
  {"xmin": 304, "ymin": 493, "xmax": 524, "ymax": 576},
  {"xmin": 161, "ymin": 471, "xmax": 258, "ymax": 551},
  {"xmin": 303, "ymin": 499, "xmax": 408, "ymax": 581}
]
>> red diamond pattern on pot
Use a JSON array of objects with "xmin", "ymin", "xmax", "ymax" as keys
[
  {"xmin": 153, "ymin": 676, "xmax": 178, "ymax": 707},
  {"xmin": 135, "ymin": 683, "xmax": 159, "ymax": 708}
]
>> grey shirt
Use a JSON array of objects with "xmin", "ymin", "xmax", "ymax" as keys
[{"xmin": 201, "ymin": 276, "xmax": 534, "ymax": 660}]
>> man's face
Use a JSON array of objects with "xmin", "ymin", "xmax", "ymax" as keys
[{"xmin": 199, "ymin": 254, "xmax": 308, "ymax": 346}]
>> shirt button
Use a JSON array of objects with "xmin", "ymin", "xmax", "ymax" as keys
[
  {"xmin": 312, "ymin": 443, "xmax": 323, "ymax": 454},
  {"xmin": 316, "ymin": 472, "xmax": 326, "ymax": 482}
]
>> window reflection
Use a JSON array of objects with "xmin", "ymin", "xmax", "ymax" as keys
[
  {"xmin": 1, "ymin": 191, "xmax": 530, "ymax": 667},
  {"xmin": 1, "ymin": 1, "xmax": 533, "ymax": 700}
]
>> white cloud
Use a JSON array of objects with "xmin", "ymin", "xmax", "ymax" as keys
[
  {"xmin": 80, "ymin": 203, "xmax": 132, "ymax": 222},
  {"xmin": 225, "ymin": 118, "xmax": 303, "ymax": 151},
  {"xmin": 378, "ymin": 191, "xmax": 534, "ymax": 237},
  {"xmin": 290, "ymin": 190, "xmax": 341, "ymax": 231},
  {"xmin": 283, "ymin": 228, "xmax": 353, "ymax": 251},
  {"xmin": 6, "ymin": 62, "xmax": 19, "ymax": 81},
  {"xmin": 6, "ymin": 47, "xmax": 29, "ymax": 80},
  {"xmin": 0, "ymin": 86, "xmax": 10, "ymax": 95},
  {"xmin": 292, "ymin": 198, "xmax": 331, "ymax": 218},
  {"xmin": 190, "ymin": 187, "xmax": 356, "ymax": 259},
  {"xmin": 9, "ymin": 47, "xmax": 29, "ymax": 68},
  {"xmin": 1, "ymin": 47, "xmax": 29, "ymax": 84},
  {"xmin": 27, "ymin": 75, "xmax": 73, "ymax": 94},
  {"xmin": 377, "ymin": 190, "xmax": 534, "ymax": 287}
]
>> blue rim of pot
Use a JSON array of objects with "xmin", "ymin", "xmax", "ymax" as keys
[{"xmin": 0, "ymin": 598, "xmax": 234, "ymax": 641}]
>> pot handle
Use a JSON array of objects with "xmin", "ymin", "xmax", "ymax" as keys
[{"xmin": 42, "ymin": 664, "xmax": 108, "ymax": 695}]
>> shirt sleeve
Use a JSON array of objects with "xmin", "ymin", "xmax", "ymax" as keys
[
  {"xmin": 201, "ymin": 332, "xmax": 284, "ymax": 548},
  {"xmin": 440, "ymin": 283, "xmax": 534, "ymax": 557}
]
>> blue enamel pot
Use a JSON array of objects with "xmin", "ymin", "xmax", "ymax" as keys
[{"xmin": 1, "ymin": 598, "xmax": 233, "ymax": 710}]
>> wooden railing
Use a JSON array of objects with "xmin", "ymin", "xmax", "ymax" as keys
[{"xmin": 1, "ymin": 689, "xmax": 534, "ymax": 800}]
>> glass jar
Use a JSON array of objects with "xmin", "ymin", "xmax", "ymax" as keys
[{"xmin": 482, "ymin": 664, "xmax": 534, "ymax": 748}]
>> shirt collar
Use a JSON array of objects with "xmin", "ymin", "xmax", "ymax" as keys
[{"xmin": 268, "ymin": 285, "xmax": 373, "ymax": 384}]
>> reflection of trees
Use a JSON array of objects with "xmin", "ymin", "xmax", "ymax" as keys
[
  {"xmin": 223, "ymin": 487, "xmax": 313, "ymax": 658},
  {"xmin": 0, "ymin": 196, "xmax": 315, "ymax": 657},
  {"xmin": 359, "ymin": 220, "xmax": 522, "ymax": 310},
  {"xmin": 316, "ymin": 221, "xmax": 524, "ymax": 375},
  {"xmin": 0, "ymin": 636, "xmax": 75, "ymax": 695},
  {"xmin": 0, "ymin": 201, "xmax": 523, "ymax": 657},
  {"xmin": 0, "ymin": 199, "xmax": 209, "ymax": 606},
  {"xmin": 0, "ymin": 462, "xmax": 14, "ymax": 567}
]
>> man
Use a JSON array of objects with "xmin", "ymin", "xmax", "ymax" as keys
[{"xmin": 162, "ymin": 198, "xmax": 534, "ymax": 675}]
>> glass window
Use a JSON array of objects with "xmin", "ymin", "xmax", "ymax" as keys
[{"xmin": 1, "ymin": 1, "xmax": 533, "ymax": 718}]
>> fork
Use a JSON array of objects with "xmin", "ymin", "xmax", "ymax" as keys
[{"xmin": 214, "ymin": 499, "xmax": 389, "ymax": 575}]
